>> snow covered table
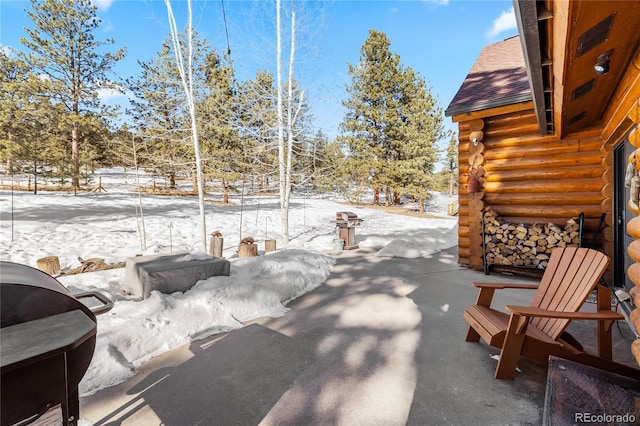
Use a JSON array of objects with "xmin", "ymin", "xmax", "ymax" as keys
[{"xmin": 124, "ymin": 253, "xmax": 231, "ymax": 299}]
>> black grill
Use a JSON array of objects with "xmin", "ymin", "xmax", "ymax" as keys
[{"xmin": 1, "ymin": 261, "xmax": 112, "ymax": 426}]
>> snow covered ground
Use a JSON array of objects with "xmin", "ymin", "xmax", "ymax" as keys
[{"xmin": 0, "ymin": 168, "xmax": 458, "ymax": 396}]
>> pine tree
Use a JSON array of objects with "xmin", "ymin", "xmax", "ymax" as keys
[
  {"xmin": 0, "ymin": 51, "xmax": 26, "ymax": 174},
  {"xmin": 237, "ymin": 70, "xmax": 279, "ymax": 191},
  {"xmin": 200, "ymin": 49, "xmax": 242, "ymax": 203},
  {"xmin": 391, "ymin": 67, "xmax": 445, "ymax": 210},
  {"xmin": 127, "ymin": 32, "xmax": 208, "ymax": 189},
  {"xmin": 299, "ymin": 130, "xmax": 346, "ymax": 192},
  {"xmin": 442, "ymin": 131, "xmax": 458, "ymax": 196},
  {"xmin": 339, "ymin": 29, "xmax": 406, "ymax": 205},
  {"xmin": 340, "ymin": 30, "xmax": 446, "ymax": 208},
  {"xmin": 0, "ymin": 51, "xmax": 67, "ymax": 190},
  {"xmin": 19, "ymin": 0, "xmax": 125, "ymax": 190}
]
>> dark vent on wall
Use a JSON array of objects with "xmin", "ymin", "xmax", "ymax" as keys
[
  {"xmin": 569, "ymin": 111, "xmax": 586, "ymax": 124},
  {"xmin": 576, "ymin": 13, "xmax": 616, "ymax": 57},
  {"xmin": 571, "ymin": 79, "xmax": 595, "ymax": 100}
]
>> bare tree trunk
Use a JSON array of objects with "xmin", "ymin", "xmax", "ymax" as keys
[
  {"xmin": 276, "ymin": 0, "xmax": 286, "ymax": 242},
  {"xmin": 33, "ymin": 158, "xmax": 38, "ymax": 195},
  {"xmin": 222, "ymin": 178, "xmax": 229, "ymax": 204},
  {"xmin": 165, "ymin": 0, "xmax": 207, "ymax": 251},
  {"xmin": 277, "ymin": 0, "xmax": 303, "ymax": 244},
  {"xmin": 72, "ymin": 121, "xmax": 79, "ymax": 189},
  {"xmin": 374, "ymin": 187, "xmax": 380, "ymax": 205},
  {"xmin": 132, "ymin": 134, "xmax": 147, "ymax": 250}
]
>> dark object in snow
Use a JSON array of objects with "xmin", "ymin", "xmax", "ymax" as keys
[
  {"xmin": 0, "ymin": 261, "xmax": 112, "ymax": 426},
  {"xmin": 333, "ymin": 211, "xmax": 363, "ymax": 250},
  {"xmin": 124, "ymin": 252, "xmax": 231, "ymax": 299}
]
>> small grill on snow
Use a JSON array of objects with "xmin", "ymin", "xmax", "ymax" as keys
[{"xmin": 333, "ymin": 211, "xmax": 363, "ymax": 250}]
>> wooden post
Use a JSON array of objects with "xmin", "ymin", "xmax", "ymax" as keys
[
  {"xmin": 596, "ymin": 284, "xmax": 613, "ymax": 360},
  {"xmin": 238, "ymin": 243, "xmax": 258, "ymax": 258},
  {"xmin": 37, "ymin": 256, "xmax": 60, "ymax": 276},
  {"xmin": 265, "ymin": 239, "xmax": 277, "ymax": 253},
  {"xmin": 93, "ymin": 176, "xmax": 107, "ymax": 192},
  {"xmin": 210, "ymin": 236, "xmax": 224, "ymax": 257}
]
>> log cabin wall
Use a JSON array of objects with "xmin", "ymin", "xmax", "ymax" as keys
[{"xmin": 454, "ymin": 104, "xmax": 612, "ymax": 282}]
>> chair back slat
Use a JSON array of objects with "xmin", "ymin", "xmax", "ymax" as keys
[{"xmin": 528, "ymin": 247, "xmax": 609, "ymax": 339}]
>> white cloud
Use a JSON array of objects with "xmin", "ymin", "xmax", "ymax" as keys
[
  {"xmin": 487, "ymin": 6, "xmax": 516, "ymax": 38},
  {"xmin": 423, "ymin": 0, "xmax": 450, "ymax": 5},
  {"xmin": 1, "ymin": 45, "xmax": 13, "ymax": 56},
  {"xmin": 97, "ymin": 86, "xmax": 127, "ymax": 102},
  {"xmin": 92, "ymin": 0, "xmax": 114, "ymax": 11}
]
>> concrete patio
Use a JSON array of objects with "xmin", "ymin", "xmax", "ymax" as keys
[{"xmin": 79, "ymin": 246, "xmax": 638, "ymax": 425}]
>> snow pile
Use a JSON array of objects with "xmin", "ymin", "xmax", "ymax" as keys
[{"xmin": 79, "ymin": 249, "xmax": 335, "ymax": 396}]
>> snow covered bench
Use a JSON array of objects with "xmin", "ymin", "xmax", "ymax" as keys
[{"xmin": 124, "ymin": 252, "xmax": 230, "ymax": 299}]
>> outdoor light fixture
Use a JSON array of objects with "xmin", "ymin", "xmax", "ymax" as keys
[{"xmin": 594, "ymin": 50, "xmax": 613, "ymax": 75}]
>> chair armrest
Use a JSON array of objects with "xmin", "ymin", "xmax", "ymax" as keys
[
  {"xmin": 472, "ymin": 282, "xmax": 539, "ymax": 290},
  {"xmin": 505, "ymin": 305, "xmax": 624, "ymax": 321}
]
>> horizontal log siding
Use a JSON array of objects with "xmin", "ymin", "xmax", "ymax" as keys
[{"xmin": 456, "ymin": 107, "xmax": 609, "ymax": 270}]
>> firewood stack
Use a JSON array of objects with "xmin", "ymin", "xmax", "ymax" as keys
[{"xmin": 483, "ymin": 209, "xmax": 581, "ymax": 270}]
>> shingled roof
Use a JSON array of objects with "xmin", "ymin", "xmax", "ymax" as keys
[{"xmin": 445, "ymin": 36, "xmax": 532, "ymax": 117}]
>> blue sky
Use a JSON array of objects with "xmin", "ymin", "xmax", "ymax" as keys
[{"xmin": 0, "ymin": 0, "xmax": 518, "ymax": 144}]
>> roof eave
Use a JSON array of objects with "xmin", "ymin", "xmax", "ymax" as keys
[
  {"xmin": 514, "ymin": 0, "xmax": 551, "ymax": 135},
  {"xmin": 445, "ymin": 93, "xmax": 533, "ymax": 118}
]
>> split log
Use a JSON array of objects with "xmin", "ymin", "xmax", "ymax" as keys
[
  {"xmin": 238, "ymin": 243, "xmax": 258, "ymax": 258},
  {"xmin": 37, "ymin": 256, "xmax": 60, "ymax": 276},
  {"xmin": 265, "ymin": 240, "xmax": 277, "ymax": 253},
  {"xmin": 78, "ymin": 257, "xmax": 108, "ymax": 273},
  {"xmin": 210, "ymin": 236, "xmax": 224, "ymax": 258},
  {"xmin": 238, "ymin": 237, "xmax": 258, "ymax": 258}
]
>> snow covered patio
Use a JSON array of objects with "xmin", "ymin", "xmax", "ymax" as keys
[{"xmin": 78, "ymin": 245, "xmax": 638, "ymax": 425}]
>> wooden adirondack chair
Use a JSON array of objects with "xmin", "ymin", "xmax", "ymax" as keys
[{"xmin": 464, "ymin": 246, "xmax": 640, "ymax": 380}]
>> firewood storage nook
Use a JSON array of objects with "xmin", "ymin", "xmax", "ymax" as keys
[{"xmin": 482, "ymin": 209, "xmax": 584, "ymax": 275}]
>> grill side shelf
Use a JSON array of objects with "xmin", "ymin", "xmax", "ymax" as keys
[{"xmin": 1, "ymin": 309, "xmax": 96, "ymax": 373}]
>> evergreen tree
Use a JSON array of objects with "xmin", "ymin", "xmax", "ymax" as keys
[
  {"xmin": 339, "ymin": 29, "xmax": 406, "ymax": 205},
  {"xmin": 127, "ymin": 32, "xmax": 208, "ymax": 189},
  {"xmin": 340, "ymin": 29, "xmax": 446, "ymax": 208},
  {"xmin": 390, "ymin": 67, "xmax": 444, "ymax": 210},
  {"xmin": 300, "ymin": 130, "xmax": 346, "ymax": 192},
  {"xmin": 19, "ymin": 0, "xmax": 125, "ymax": 190},
  {"xmin": 442, "ymin": 131, "xmax": 458, "ymax": 196},
  {"xmin": 200, "ymin": 49, "xmax": 242, "ymax": 203},
  {"xmin": 237, "ymin": 70, "xmax": 279, "ymax": 191},
  {"xmin": 0, "ymin": 50, "xmax": 68, "ymax": 190},
  {"xmin": 0, "ymin": 51, "xmax": 27, "ymax": 174}
]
